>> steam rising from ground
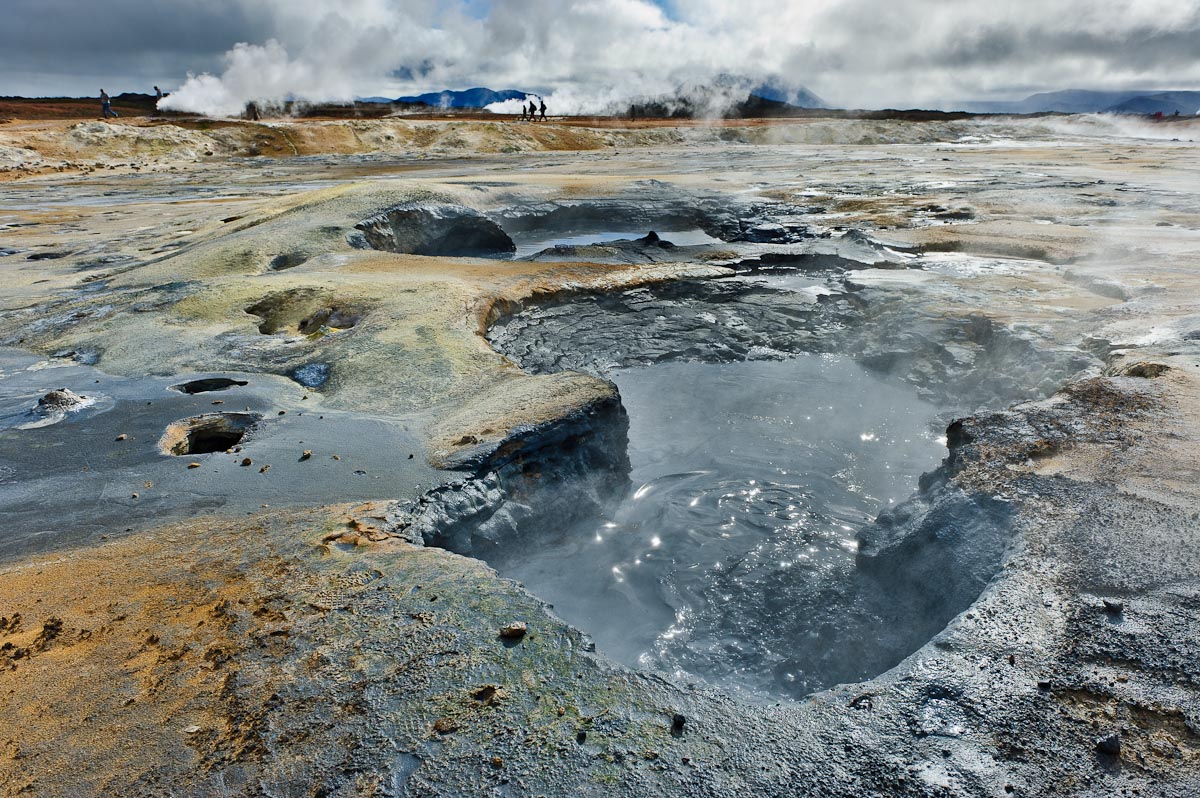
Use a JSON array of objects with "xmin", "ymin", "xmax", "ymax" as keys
[{"xmin": 154, "ymin": 0, "xmax": 1200, "ymax": 117}]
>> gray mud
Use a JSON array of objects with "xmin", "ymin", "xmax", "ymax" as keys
[
  {"xmin": 489, "ymin": 261, "xmax": 1095, "ymax": 412},
  {"xmin": 477, "ymin": 252, "xmax": 1093, "ymax": 699},
  {"xmin": 0, "ymin": 348, "xmax": 440, "ymax": 559},
  {"xmin": 489, "ymin": 355, "xmax": 962, "ymax": 699}
]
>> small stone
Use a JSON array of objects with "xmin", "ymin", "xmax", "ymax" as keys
[
  {"xmin": 1103, "ymin": 599, "xmax": 1124, "ymax": 615},
  {"xmin": 278, "ymin": 410, "xmax": 286, "ymax": 416},
  {"xmin": 299, "ymin": 450, "xmax": 312, "ymax": 461},
  {"xmin": 576, "ymin": 730, "xmax": 587, "ymax": 744},
  {"xmin": 491, "ymin": 756, "xmax": 503, "ymax": 768},
  {"xmin": 259, "ymin": 465, "xmax": 271, "ymax": 474},
  {"xmin": 499, "ymin": 622, "xmax": 528, "ymax": 640},
  {"xmin": 240, "ymin": 458, "xmax": 253, "ymax": 467},
  {"xmin": 115, "ymin": 433, "xmax": 127, "ymax": 441},
  {"xmin": 433, "ymin": 718, "xmax": 458, "ymax": 735},
  {"xmin": 331, "ymin": 454, "xmax": 341, "ymax": 461},
  {"xmin": 187, "ymin": 462, "xmax": 201, "ymax": 469},
  {"xmin": 408, "ymin": 453, "xmax": 415, "ymax": 459},
  {"xmin": 130, "ymin": 492, "xmax": 139, "ymax": 499},
  {"xmin": 211, "ymin": 400, "xmax": 223, "ymax": 405},
  {"xmin": 1096, "ymin": 734, "xmax": 1121, "ymax": 756},
  {"xmin": 671, "ymin": 714, "xmax": 686, "ymax": 734},
  {"xmin": 183, "ymin": 725, "xmax": 202, "ymax": 735}
]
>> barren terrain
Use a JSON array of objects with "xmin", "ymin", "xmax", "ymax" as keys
[{"xmin": 1, "ymin": 115, "xmax": 1199, "ymax": 796}]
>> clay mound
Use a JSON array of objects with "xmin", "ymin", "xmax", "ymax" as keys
[{"xmin": 353, "ymin": 203, "xmax": 515, "ymax": 258}]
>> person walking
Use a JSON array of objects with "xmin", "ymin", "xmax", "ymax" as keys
[
  {"xmin": 539, "ymin": 98, "xmax": 547, "ymax": 121},
  {"xmin": 100, "ymin": 89, "xmax": 118, "ymax": 119}
]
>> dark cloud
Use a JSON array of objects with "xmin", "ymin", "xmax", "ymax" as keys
[
  {"xmin": 4, "ymin": 0, "xmax": 1200, "ymax": 108},
  {"xmin": 0, "ymin": 0, "xmax": 274, "ymax": 95}
]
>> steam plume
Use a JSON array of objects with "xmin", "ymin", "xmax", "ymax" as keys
[{"xmin": 156, "ymin": 0, "xmax": 1200, "ymax": 117}]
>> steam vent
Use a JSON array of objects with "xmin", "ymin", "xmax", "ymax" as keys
[{"xmin": 4, "ymin": 91, "xmax": 1200, "ymax": 798}]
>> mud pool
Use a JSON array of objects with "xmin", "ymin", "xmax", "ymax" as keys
[
  {"xmin": 511, "ymin": 228, "xmax": 724, "ymax": 258},
  {"xmin": 0, "ymin": 348, "xmax": 439, "ymax": 558},
  {"xmin": 486, "ymin": 355, "xmax": 949, "ymax": 699}
]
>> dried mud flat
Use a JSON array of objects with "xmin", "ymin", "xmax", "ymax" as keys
[{"xmin": 1, "ymin": 116, "xmax": 1200, "ymax": 797}]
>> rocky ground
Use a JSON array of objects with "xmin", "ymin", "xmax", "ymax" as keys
[{"xmin": 0, "ymin": 117, "xmax": 1199, "ymax": 796}]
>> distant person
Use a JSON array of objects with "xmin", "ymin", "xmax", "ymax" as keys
[
  {"xmin": 100, "ymin": 89, "xmax": 118, "ymax": 119},
  {"xmin": 154, "ymin": 85, "xmax": 163, "ymax": 103},
  {"xmin": 525, "ymin": 101, "xmax": 533, "ymax": 120},
  {"xmin": 539, "ymin": 99, "xmax": 547, "ymax": 120}
]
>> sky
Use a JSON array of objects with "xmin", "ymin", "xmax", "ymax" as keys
[{"xmin": 2, "ymin": 0, "xmax": 1199, "ymax": 114}]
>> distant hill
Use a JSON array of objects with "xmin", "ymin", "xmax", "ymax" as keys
[
  {"xmin": 391, "ymin": 88, "xmax": 531, "ymax": 108},
  {"xmin": 627, "ymin": 93, "xmax": 822, "ymax": 120},
  {"xmin": 1106, "ymin": 91, "xmax": 1200, "ymax": 116},
  {"xmin": 962, "ymin": 90, "xmax": 1152, "ymax": 114},
  {"xmin": 748, "ymin": 82, "xmax": 826, "ymax": 109},
  {"xmin": 622, "ymin": 74, "xmax": 826, "ymax": 118},
  {"xmin": 960, "ymin": 89, "xmax": 1200, "ymax": 115}
]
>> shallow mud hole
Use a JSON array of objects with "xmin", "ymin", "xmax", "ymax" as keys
[
  {"xmin": 245, "ymin": 291, "xmax": 362, "ymax": 336},
  {"xmin": 170, "ymin": 377, "xmax": 248, "ymax": 394},
  {"xmin": 160, "ymin": 413, "xmax": 260, "ymax": 456}
]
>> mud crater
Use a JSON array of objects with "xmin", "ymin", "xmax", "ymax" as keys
[
  {"xmin": 245, "ymin": 290, "xmax": 364, "ymax": 336},
  {"xmin": 160, "ymin": 413, "xmax": 260, "ymax": 456},
  {"xmin": 353, "ymin": 203, "xmax": 515, "ymax": 258},
  {"xmin": 457, "ymin": 253, "xmax": 1093, "ymax": 698}
]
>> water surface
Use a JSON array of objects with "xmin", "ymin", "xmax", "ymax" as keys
[{"xmin": 487, "ymin": 354, "xmax": 947, "ymax": 698}]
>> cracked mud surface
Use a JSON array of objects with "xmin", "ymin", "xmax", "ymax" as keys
[{"xmin": 1, "ymin": 117, "xmax": 1200, "ymax": 796}]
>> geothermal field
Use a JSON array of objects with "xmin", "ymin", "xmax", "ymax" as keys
[{"xmin": 2, "ymin": 112, "xmax": 1200, "ymax": 796}]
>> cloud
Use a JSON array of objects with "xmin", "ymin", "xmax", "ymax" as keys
[
  {"xmin": 5, "ymin": 0, "xmax": 1200, "ymax": 111},
  {"xmin": 0, "ymin": 0, "xmax": 273, "ymax": 96}
]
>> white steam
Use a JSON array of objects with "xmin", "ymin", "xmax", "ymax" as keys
[
  {"xmin": 158, "ymin": 0, "xmax": 1200, "ymax": 118},
  {"xmin": 159, "ymin": 40, "xmax": 358, "ymax": 117}
]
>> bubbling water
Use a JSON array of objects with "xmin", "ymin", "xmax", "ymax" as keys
[{"xmin": 485, "ymin": 354, "xmax": 948, "ymax": 699}]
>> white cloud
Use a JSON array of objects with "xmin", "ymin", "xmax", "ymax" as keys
[{"xmin": 154, "ymin": 0, "xmax": 1200, "ymax": 116}]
